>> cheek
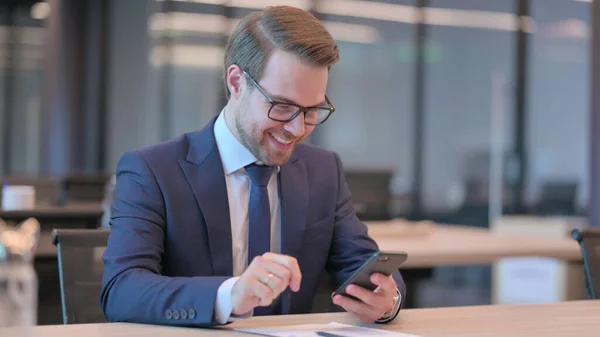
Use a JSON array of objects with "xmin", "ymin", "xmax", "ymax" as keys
[
  {"xmin": 298, "ymin": 126, "xmax": 316, "ymax": 141},
  {"xmin": 261, "ymin": 121, "xmax": 288, "ymax": 137},
  {"xmin": 253, "ymin": 122, "xmax": 280, "ymax": 146},
  {"xmin": 246, "ymin": 102, "xmax": 277, "ymax": 133},
  {"xmin": 242, "ymin": 107, "xmax": 266, "ymax": 137}
]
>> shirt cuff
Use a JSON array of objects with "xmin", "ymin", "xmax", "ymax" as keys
[{"xmin": 214, "ymin": 277, "xmax": 253, "ymax": 324}]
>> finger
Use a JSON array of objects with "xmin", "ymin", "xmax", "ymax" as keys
[
  {"xmin": 371, "ymin": 273, "xmax": 397, "ymax": 293},
  {"xmin": 245, "ymin": 269, "xmax": 277, "ymax": 306},
  {"xmin": 345, "ymin": 284, "xmax": 380, "ymax": 307},
  {"xmin": 252, "ymin": 268, "xmax": 286, "ymax": 297},
  {"xmin": 262, "ymin": 253, "xmax": 301, "ymax": 291},
  {"xmin": 242, "ymin": 295, "xmax": 261, "ymax": 313},
  {"xmin": 265, "ymin": 273, "xmax": 286, "ymax": 295},
  {"xmin": 261, "ymin": 261, "xmax": 293, "ymax": 291},
  {"xmin": 332, "ymin": 295, "xmax": 378, "ymax": 323},
  {"xmin": 231, "ymin": 280, "xmax": 261, "ymax": 316},
  {"xmin": 365, "ymin": 276, "xmax": 396, "ymax": 315},
  {"xmin": 263, "ymin": 253, "xmax": 302, "ymax": 291},
  {"xmin": 336, "ymin": 294, "xmax": 384, "ymax": 323},
  {"xmin": 249, "ymin": 256, "xmax": 288, "ymax": 294},
  {"xmin": 250, "ymin": 278, "xmax": 276, "ymax": 307}
]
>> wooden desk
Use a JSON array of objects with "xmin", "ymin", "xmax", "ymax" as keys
[
  {"xmin": 366, "ymin": 222, "xmax": 581, "ymax": 268},
  {"xmin": 23, "ymin": 300, "xmax": 600, "ymax": 337},
  {"xmin": 367, "ymin": 221, "xmax": 585, "ymax": 305}
]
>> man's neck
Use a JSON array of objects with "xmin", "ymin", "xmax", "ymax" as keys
[{"xmin": 223, "ymin": 103, "xmax": 241, "ymax": 143}]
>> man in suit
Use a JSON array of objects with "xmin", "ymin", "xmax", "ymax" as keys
[{"xmin": 101, "ymin": 5, "xmax": 406, "ymax": 327}]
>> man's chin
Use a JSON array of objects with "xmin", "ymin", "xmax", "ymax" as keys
[{"xmin": 263, "ymin": 150, "xmax": 294, "ymax": 166}]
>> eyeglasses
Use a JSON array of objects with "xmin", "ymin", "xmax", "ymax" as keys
[{"xmin": 243, "ymin": 71, "xmax": 335, "ymax": 125}]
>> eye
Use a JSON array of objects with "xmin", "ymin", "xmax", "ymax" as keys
[{"xmin": 272, "ymin": 105, "xmax": 295, "ymax": 113}]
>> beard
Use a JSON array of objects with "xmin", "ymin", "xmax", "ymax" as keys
[{"xmin": 234, "ymin": 96, "xmax": 298, "ymax": 166}]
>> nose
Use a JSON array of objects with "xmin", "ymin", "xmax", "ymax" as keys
[{"xmin": 283, "ymin": 113, "xmax": 305, "ymax": 138}]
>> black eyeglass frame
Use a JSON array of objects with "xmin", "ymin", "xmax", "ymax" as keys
[{"xmin": 243, "ymin": 70, "xmax": 335, "ymax": 125}]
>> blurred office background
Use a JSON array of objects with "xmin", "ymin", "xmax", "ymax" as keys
[
  {"xmin": 1, "ymin": 0, "xmax": 590, "ymax": 219},
  {"xmin": 0, "ymin": 0, "xmax": 595, "ymax": 324}
]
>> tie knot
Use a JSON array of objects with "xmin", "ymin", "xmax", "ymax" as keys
[{"xmin": 245, "ymin": 164, "xmax": 274, "ymax": 186}]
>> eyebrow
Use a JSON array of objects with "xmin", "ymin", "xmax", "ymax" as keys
[{"xmin": 270, "ymin": 94, "xmax": 328, "ymax": 108}]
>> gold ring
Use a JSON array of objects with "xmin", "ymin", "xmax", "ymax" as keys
[{"xmin": 262, "ymin": 273, "xmax": 274, "ymax": 285}]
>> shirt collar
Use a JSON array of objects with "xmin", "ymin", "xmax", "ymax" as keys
[{"xmin": 214, "ymin": 109, "xmax": 258, "ymax": 175}]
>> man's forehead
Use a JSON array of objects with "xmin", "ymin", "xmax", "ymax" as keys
[{"xmin": 259, "ymin": 53, "xmax": 329, "ymax": 107}]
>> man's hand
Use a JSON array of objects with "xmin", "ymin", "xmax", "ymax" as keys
[
  {"xmin": 332, "ymin": 273, "xmax": 398, "ymax": 323},
  {"xmin": 231, "ymin": 252, "xmax": 302, "ymax": 316}
]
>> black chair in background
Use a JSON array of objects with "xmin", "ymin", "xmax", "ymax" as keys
[
  {"xmin": 344, "ymin": 170, "xmax": 393, "ymax": 221},
  {"xmin": 533, "ymin": 181, "xmax": 578, "ymax": 215},
  {"xmin": 571, "ymin": 228, "xmax": 600, "ymax": 299},
  {"xmin": 52, "ymin": 229, "xmax": 110, "ymax": 324}
]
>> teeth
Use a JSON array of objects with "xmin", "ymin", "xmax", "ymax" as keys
[{"xmin": 269, "ymin": 132, "xmax": 292, "ymax": 145}]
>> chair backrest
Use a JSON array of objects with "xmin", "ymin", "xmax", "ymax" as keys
[
  {"xmin": 52, "ymin": 229, "xmax": 110, "ymax": 324},
  {"xmin": 534, "ymin": 181, "xmax": 578, "ymax": 215},
  {"xmin": 344, "ymin": 170, "xmax": 393, "ymax": 221},
  {"xmin": 571, "ymin": 228, "xmax": 600, "ymax": 299}
]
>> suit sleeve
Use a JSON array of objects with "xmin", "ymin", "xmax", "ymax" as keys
[
  {"xmin": 325, "ymin": 152, "xmax": 407, "ymax": 319},
  {"xmin": 100, "ymin": 151, "xmax": 229, "ymax": 326}
]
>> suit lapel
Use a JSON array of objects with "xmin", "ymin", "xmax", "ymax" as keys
[
  {"xmin": 278, "ymin": 153, "xmax": 309, "ymax": 314},
  {"xmin": 178, "ymin": 119, "xmax": 233, "ymax": 276},
  {"xmin": 176, "ymin": 117, "xmax": 311, "ymax": 304},
  {"xmin": 279, "ymin": 154, "xmax": 309, "ymax": 261}
]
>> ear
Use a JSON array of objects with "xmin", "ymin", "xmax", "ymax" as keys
[{"xmin": 226, "ymin": 64, "xmax": 246, "ymax": 99}]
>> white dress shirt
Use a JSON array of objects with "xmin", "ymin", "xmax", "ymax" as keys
[{"xmin": 213, "ymin": 110, "xmax": 281, "ymax": 323}]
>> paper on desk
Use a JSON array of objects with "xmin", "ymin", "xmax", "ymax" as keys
[{"xmin": 235, "ymin": 321, "xmax": 419, "ymax": 337}]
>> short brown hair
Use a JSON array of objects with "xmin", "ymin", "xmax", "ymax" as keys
[{"xmin": 224, "ymin": 6, "xmax": 340, "ymax": 99}]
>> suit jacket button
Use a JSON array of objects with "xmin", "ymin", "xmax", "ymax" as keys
[
  {"xmin": 188, "ymin": 309, "xmax": 196, "ymax": 319},
  {"xmin": 180, "ymin": 309, "xmax": 188, "ymax": 319},
  {"xmin": 172, "ymin": 309, "xmax": 180, "ymax": 320},
  {"xmin": 165, "ymin": 309, "xmax": 173, "ymax": 319}
]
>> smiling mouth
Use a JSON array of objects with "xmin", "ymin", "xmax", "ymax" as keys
[
  {"xmin": 267, "ymin": 131, "xmax": 296, "ymax": 150},
  {"xmin": 268, "ymin": 132, "xmax": 293, "ymax": 145}
]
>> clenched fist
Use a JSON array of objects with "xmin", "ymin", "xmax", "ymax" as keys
[{"xmin": 231, "ymin": 252, "xmax": 302, "ymax": 316}]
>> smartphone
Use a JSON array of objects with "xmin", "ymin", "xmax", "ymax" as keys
[{"xmin": 332, "ymin": 251, "xmax": 407, "ymax": 300}]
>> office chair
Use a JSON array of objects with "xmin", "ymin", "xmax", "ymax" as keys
[
  {"xmin": 344, "ymin": 170, "xmax": 393, "ymax": 221},
  {"xmin": 533, "ymin": 182, "xmax": 578, "ymax": 215},
  {"xmin": 52, "ymin": 229, "xmax": 110, "ymax": 324},
  {"xmin": 571, "ymin": 228, "xmax": 600, "ymax": 299}
]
